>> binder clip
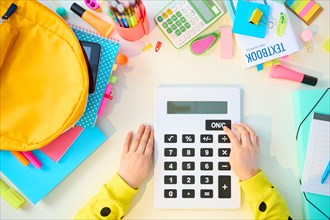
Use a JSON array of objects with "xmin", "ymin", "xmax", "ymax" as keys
[{"xmin": 249, "ymin": 8, "xmax": 274, "ymax": 28}]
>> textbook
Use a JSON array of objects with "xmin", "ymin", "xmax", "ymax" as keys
[{"xmin": 225, "ymin": 0, "xmax": 300, "ymax": 68}]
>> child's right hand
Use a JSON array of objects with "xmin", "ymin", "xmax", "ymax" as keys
[{"xmin": 224, "ymin": 123, "xmax": 260, "ymax": 181}]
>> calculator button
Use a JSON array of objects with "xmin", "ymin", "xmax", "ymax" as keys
[
  {"xmin": 166, "ymin": 9, "xmax": 173, "ymax": 15},
  {"xmin": 186, "ymin": 13, "xmax": 191, "ymax": 19},
  {"xmin": 200, "ymin": 134, "xmax": 213, "ymax": 143},
  {"xmin": 200, "ymin": 175, "xmax": 213, "ymax": 184},
  {"xmin": 164, "ymin": 175, "xmax": 177, "ymax": 184},
  {"xmin": 189, "ymin": 29, "xmax": 196, "ymax": 35},
  {"xmin": 164, "ymin": 189, "xmax": 177, "ymax": 198},
  {"xmin": 219, "ymin": 134, "xmax": 230, "ymax": 143},
  {"xmin": 182, "ymin": 148, "xmax": 195, "ymax": 157},
  {"xmin": 176, "ymin": 2, "xmax": 182, "ymax": 8},
  {"xmin": 165, "ymin": 162, "xmax": 177, "ymax": 170},
  {"xmin": 164, "ymin": 148, "xmax": 177, "ymax": 157},
  {"xmin": 162, "ymin": 12, "xmax": 168, "ymax": 19},
  {"xmin": 218, "ymin": 176, "xmax": 231, "ymax": 198},
  {"xmin": 171, "ymin": 33, "xmax": 177, "ymax": 39},
  {"xmin": 218, "ymin": 148, "xmax": 230, "ymax": 157},
  {"xmin": 182, "ymin": 162, "xmax": 195, "ymax": 170},
  {"xmin": 175, "ymin": 30, "xmax": 181, "ymax": 36},
  {"xmin": 157, "ymin": 16, "xmax": 163, "ymax": 22},
  {"xmin": 200, "ymin": 148, "xmax": 213, "ymax": 157},
  {"xmin": 171, "ymin": 15, "xmax": 177, "ymax": 21},
  {"xmin": 166, "ymin": 28, "xmax": 173, "ymax": 34},
  {"xmin": 194, "ymin": 26, "xmax": 200, "ymax": 31},
  {"xmin": 175, "ymin": 36, "xmax": 186, "ymax": 46},
  {"xmin": 218, "ymin": 162, "xmax": 231, "ymax": 170},
  {"xmin": 171, "ymin": 24, "xmax": 177, "ymax": 30},
  {"xmin": 182, "ymin": 134, "xmax": 195, "ymax": 143},
  {"xmin": 206, "ymin": 120, "xmax": 231, "ymax": 131},
  {"xmin": 182, "ymin": 189, "xmax": 195, "ymax": 198},
  {"xmin": 180, "ymin": 17, "xmax": 187, "ymax": 23},
  {"xmin": 176, "ymin": 11, "xmax": 182, "ymax": 17},
  {"xmin": 170, "ymin": 5, "xmax": 177, "ymax": 12},
  {"xmin": 183, "ymin": 32, "xmax": 190, "ymax": 39},
  {"xmin": 201, "ymin": 189, "xmax": 213, "ymax": 198},
  {"xmin": 201, "ymin": 162, "xmax": 213, "ymax": 170},
  {"xmin": 167, "ymin": 18, "xmax": 173, "ymax": 25},
  {"xmin": 175, "ymin": 20, "xmax": 182, "ymax": 26},
  {"xmin": 162, "ymin": 22, "xmax": 168, "ymax": 28},
  {"xmin": 164, "ymin": 134, "xmax": 177, "ymax": 143},
  {"xmin": 180, "ymin": 26, "xmax": 186, "ymax": 32},
  {"xmin": 184, "ymin": 22, "xmax": 191, "ymax": 29},
  {"xmin": 194, "ymin": 17, "xmax": 199, "ymax": 22},
  {"xmin": 182, "ymin": 175, "xmax": 195, "ymax": 184}
]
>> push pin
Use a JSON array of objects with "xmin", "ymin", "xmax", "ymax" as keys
[
  {"xmin": 249, "ymin": 8, "xmax": 274, "ymax": 28},
  {"xmin": 301, "ymin": 29, "xmax": 313, "ymax": 53}
]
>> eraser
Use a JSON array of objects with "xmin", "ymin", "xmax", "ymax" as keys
[{"xmin": 220, "ymin": 26, "xmax": 233, "ymax": 59}]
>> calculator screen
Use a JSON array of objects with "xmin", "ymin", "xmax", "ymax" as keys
[
  {"xmin": 188, "ymin": 0, "xmax": 216, "ymax": 23},
  {"xmin": 167, "ymin": 101, "xmax": 228, "ymax": 114}
]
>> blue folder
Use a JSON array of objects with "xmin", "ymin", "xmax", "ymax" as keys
[
  {"xmin": 293, "ymin": 88, "xmax": 330, "ymax": 219},
  {"xmin": 0, "ymin": 126, "xmax": 106, "ymax": 204}
]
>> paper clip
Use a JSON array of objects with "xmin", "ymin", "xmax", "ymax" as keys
[
  {"xmin": 249, "ymin": 8, "xmax": 274, "ymax": 28},
  {"xmin": 276, "ymin": 12, "xmax": 287, "ymax": 36},
  {"xmin": 301, "ymin": 29, "xmax": 313, "ymax": 53}
]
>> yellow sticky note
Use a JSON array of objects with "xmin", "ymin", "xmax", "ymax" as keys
[
  {"xmin": 323, "ymin": 39, "xmax": 330, "ymax": 53},
  {"xmin": 264, "ymin": 61, "xmax": 273, "ymax": 67}
]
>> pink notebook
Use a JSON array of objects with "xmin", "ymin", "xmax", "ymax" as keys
[{"xmin": 40, "ymin": 126, "xmax": 84, "ymax": 162}]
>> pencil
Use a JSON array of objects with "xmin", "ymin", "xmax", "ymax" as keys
[{"xmin": 10, "ymin": 151, "xmax": 29, "ymax": 166}]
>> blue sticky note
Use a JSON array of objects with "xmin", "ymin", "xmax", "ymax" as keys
[
  {"xmin": 0, "ymin": 126, "xmax": 106, "ymax": 204},
  {"xmin": 232, "ymin": 1, "xmax": 270, "ymax": 38}
]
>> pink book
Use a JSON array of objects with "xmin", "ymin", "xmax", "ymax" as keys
[{"xmin": 40, "ymin": 126, "xmax": 84, "ymax": 162}]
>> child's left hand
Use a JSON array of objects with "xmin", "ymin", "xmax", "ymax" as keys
[{"xmin": 118, "ymin": 124, "xmax": 154, "ymax": 189}]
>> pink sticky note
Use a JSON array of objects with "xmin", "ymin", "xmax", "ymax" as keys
[
  {"xmin": 220, "ymin": 26, "xmax": 233, "ymax": 59},
  {"xmin": 40, "ymin": 126, "xmax": 84, "ymax": 162}
]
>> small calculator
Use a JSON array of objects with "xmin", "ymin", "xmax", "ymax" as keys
[
  {"xmin": 154, "ymin": 0, "xmax": 225, "ymax": 48},
  {"xmin": 154, "ymin": 86, "xmax": 241, "ymax": 209}
]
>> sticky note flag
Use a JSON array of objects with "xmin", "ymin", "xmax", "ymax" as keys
[
  {"xmin": 256, "ymin": 64, "xmax": 264, "ymax": 71},
  {"xmin": 264, "ymin": 60, "xmax": 273, "ymax": 67},
  {"xmin": 323, "ymin": 39, "xmax": 330, "ymax": 53}
]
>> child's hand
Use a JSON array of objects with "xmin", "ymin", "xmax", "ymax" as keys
[
  {"xmin": 224, "ymin": 123, "xmax": 260, "ymax": 181},
  {"xmin": 118, "ymin": 124, "xmax": 154, "ymax": 189}
]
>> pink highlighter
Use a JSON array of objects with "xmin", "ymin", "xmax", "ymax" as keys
[{"xmin": 270, "ymin": 64, "xmax": 318, "ymax": 86}]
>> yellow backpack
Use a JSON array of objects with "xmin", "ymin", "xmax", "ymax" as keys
[{"xmin": 0, "ymin": 0, "xmax": 89, "ymax": 151}]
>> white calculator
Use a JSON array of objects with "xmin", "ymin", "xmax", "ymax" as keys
[
  {"xmin": 154, "ymin": 86, "xmax": 241, "ymax": 209},
  {"xmin": 154, "ymin": 0, "xmax": 225, "ymax": 48}
]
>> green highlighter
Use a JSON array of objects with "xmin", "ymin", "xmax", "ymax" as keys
[{"xmin": 0, "ymin": 179, "xmax": 25, "ymax": 209}]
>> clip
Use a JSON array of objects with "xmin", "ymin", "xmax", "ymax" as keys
[
  {"xmin": 301, "ymin": 29, "xmax": 313, "ymax": 53},
  {"xmin": 276, "ymin": 12, "xmax": 287, "ymax": 36},
  {"xmin": 249, "ymin": 8, "xmax": 274, "ymax": 28}
]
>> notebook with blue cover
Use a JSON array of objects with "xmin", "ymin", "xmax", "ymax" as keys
[
  {"xmin": 72, "ymin": 26, "xmax": 120, "ymax": 128},
  {"xmin": 0, "ymin": 126, "xmax": 106, "ymax": 204},
  {"xmin": 293, "ymin": 88, "xmax": 330, "ymax": 219}
]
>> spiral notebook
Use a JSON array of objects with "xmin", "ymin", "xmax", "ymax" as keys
[{"xmin": 72, "ymin": 26, "xmax": 120, "ymax": 128}]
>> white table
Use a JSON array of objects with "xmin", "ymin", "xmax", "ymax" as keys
[{"xmin": 1, "ymin": 0, "xmax": 329, "ymax": 219}]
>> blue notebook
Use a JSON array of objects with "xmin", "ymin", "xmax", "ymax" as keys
[
  {"xmin": 73, "ymin": 26, "xmax": 120, "ymax": 128},
  {"xmin": 0, "ymin": 126, "xmax": 106, "ymax": 204},
  {"xmin": 293, "ymin": 88, "xmax": 330, "ymax": 219}
]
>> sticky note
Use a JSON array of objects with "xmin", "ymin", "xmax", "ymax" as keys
[
  {"xmin": 323, "ymin": 39, "xmax": 330, "ymax": 52},
  {"xmin": 285, "ymin": 0, "xmax": 323, "ymax": 25}
]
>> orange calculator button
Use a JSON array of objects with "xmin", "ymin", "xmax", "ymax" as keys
[
  {"xmin": 166, "ymin": 9, "xmax": 173, "ymax": 15},
  {"xmin": 162, "ymin": 12, "xmax": 168, "ymax": 19}
]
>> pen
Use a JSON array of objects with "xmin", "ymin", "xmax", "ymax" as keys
[
  {"xmin": 0, "ymin": 179, "xmax": 25, "ymax": 209},
  {"xmin": 321, "ymin": 161, "xmax": 330, "ymax": 184}
]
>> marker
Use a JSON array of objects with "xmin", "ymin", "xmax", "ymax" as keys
[
  {"xmin": 0, "ymin": 179, "xmax": 25, "ymax": 209},
  {"xmin": 270, "ymin": 64, "xmax": 318, "ymax": 86},
  {"xmin": 21, "ymin": 151, "xmax": 42, "ymax": 169},
  {"xmin": 321, "ymin": 161, "xmax": 330, "ymax": 184},
  {"xmin": 70, "ymin": 3, "xmax": 113, "ymax": 37}
]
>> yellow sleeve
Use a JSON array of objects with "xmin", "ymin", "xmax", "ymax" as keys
[
  {"xmin": 74, "ymin": 173, "xmax": 138, "ymax": 220},
  {"xmin": 239, "ymin": 171, "xmax": 293, "ymax": 220}
]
